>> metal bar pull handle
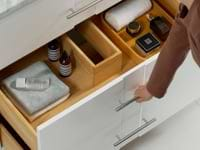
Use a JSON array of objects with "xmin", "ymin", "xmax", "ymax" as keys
[
  {"xmin": 67, "ymin": 0, "xmax": 103, "ymax": 19},
  {"xmin": 115, "ymin": 97, "xmax": 139, "ymax": 112},
  {"xmin": 114, "ymin": 118, "xmax": 157, "ymax": 147}
]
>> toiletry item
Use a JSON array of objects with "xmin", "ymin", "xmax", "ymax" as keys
[
  {"xmin": 15, "ymin": 77, "xmax": 50, "ymax": 91},
  {"xmin": 126, "ymin": 21, "xmax": 141, "ymax": 36},
  {"xmin": 105, "ymin": 0, "xmax": 152, "ymax": 31},
  {"xmin": 48, "ymin": 39, "xmax": 61, "ymax": 61},
  {"xmin": 59, "ymin": 51, "xmax": 72, "ymax": 77},
  {"xmin": 136, "ymin": 32, "xmax": 160, "ymax": 56},
  {"xmin": 147, "ymin": 14, "xmax": 171, "ymax": 41}
]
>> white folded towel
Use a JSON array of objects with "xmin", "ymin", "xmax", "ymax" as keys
[{"xmin": 105, "ymin": 0, "xmax": 152, "ymax": 31}]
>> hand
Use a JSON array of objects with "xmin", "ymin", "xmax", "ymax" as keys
[{"xmin": 134, "ymin": 85, "xmax": 153, "ymax": 103}]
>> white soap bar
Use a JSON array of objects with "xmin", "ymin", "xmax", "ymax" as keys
[{"xmin": 105, "ymin": 0, "xmax": 152, "ymax": 31}]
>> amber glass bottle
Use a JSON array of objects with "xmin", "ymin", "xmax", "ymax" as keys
[
  {"xmin": 59, "ymin": 51, "xmax": 72, "ymax": 77},
  {"xmin": 48, "ymin": 39, "xmax": 61, "ymax": 62}
]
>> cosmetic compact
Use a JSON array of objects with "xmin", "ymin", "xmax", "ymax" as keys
[
  {"xmin": 135, "ymin": 32, "xmax": 160, "ymax": 56},
  {"xmin": 126, "ymin": 21, "xmax": 141, "ymax": 36}
]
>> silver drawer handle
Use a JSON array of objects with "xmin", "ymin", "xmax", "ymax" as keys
[
  {"xmin": 67, "ymin": 0, "xmax": 103, "ymax": 19},
  {"xmin": 115, "ymin": 97, "xmax": 139, "ymax": 112},
  {"xmin": 114, "ymin": 118, "xmax": 157, "ymax": 147}
]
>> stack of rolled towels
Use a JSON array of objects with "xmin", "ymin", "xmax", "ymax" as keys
[{"xmin": 105, "ymin": 0, "xmax": 152, "ymax": 31}]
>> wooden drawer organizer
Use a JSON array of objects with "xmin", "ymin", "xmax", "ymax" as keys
[
  {"xmin": 62, "ymin": 20, "xmax": 122, "ymax": 86},
  {"xmin": 93, "ymin": 1, "xmax": 174, "ymax": 64},
  {"xmin": 0, "ymin": 0, "xmax": 179, "ymax": 149}
]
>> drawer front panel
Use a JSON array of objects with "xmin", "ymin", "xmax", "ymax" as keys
[
  {"xmin": 74, "ymin": 124, "xmax": 121, "ymax": 150},
  {"xmin": 0, "ymin": 0, "xmax": 74, "ymax": 70},
  {"xmin": 96, "ymin": 0, "xmax": 122, "ymax": 14},
  {"xmin": 38, "ymin": 78, "xmax": 124, "ymax": 150}
]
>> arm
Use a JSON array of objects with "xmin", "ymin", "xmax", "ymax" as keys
[{"xmin": 147, "ymin": 17, "xmax": 190, "ymax": 98}]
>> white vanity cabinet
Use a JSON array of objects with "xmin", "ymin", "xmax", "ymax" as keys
[{"xmin": 2, "ymin": 0, "xmax": 200, "ymax": 150}]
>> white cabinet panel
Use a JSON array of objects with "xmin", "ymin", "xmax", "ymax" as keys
[
  {"xmin": 67, "ymin": 0, "xmax": 100, "ymax": 26},
  {"xmin": 96, "ymin": 0, "xmax": 122, "ymax": 14},
  {"xmin": 0, "ymin": 0, "xmax": 74, "ymax": 70},
  {"xmin": 37, "ymin": 78, "xmax": 124, "ymax": 150},
  {"xmin": 74, "ymin": 0, "xmax": 96, "ymax": 10},
  {"xmin": 141, "ymin": 52, "xmax": 200, "ymax": 136},
  {"xmin": 77, "ymin": 125, "xmax": 121, "ymax": 150}
]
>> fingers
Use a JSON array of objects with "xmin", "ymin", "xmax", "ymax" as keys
[{"xmin": 134, "ymin": 85, "xmax": 153, "ymax": 103}]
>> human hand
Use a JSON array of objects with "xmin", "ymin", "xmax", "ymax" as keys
[{"xmin": 134, "ymin": 85, "xmax": 153, "ymax": 103}]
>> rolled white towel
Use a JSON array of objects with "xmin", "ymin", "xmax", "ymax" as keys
[{"xmin": 105, "ymin": 0, "xmax": 152, "ymax": 31}]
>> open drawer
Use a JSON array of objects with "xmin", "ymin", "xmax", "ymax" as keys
[{"xmin": 0, "ymin": 12, "xmax": 124, "ymax": 149}]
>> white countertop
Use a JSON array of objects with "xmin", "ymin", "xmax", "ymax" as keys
[{"xmin": 0, "ymin": 0, "xmax": 35, "ymax": 19}]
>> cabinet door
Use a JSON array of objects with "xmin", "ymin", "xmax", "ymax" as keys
[
  {"xmin": 114, "ymin": 64, "xmax": 145, "ymax": 148},
  {"xmin": 37, "ymin": 78, "xmax": 124, "ymax": 150},
  {"xmin": 0, "ymin": 0, "xmax": 74, "ymax": 70},
  {"xmin": 141, "ymin": 52, "xmax": 200, "ymax": 136}
]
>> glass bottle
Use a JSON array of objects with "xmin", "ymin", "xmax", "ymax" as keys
[
  {"xmin": 48, "ymin": 39, "xmax": 61, "ymax": 62},
  {"xmin": 59, "ymin": 51, "xmax": 72, "ymax": 77}
]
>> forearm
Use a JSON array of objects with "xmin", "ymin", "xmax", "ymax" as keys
[{"xmin": 147, "ymin": 18, "xmax": 190, "ymax": 98}]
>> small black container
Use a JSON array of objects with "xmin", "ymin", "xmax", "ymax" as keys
[
  {"xmin": 126, "ymin": 21, "xmax": 141, "ymax": 36},
  {"xmin": 150, "ymin": 16, "xmax": 171, "ymax": 41}
]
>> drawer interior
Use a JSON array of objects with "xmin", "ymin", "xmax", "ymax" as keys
[
  {"xmin": 93, "ymin": 0, "xmax": 174, "ymax": 63},
  {"xmin": 65, "ymin": 20, "xmax": 122, "ymax": 85},
  {"xmin": 67, "ymin": 30, "xmax": 105, "ymax": 65},
  {"xmin": 0, "ymin": 0, "xmax": 178, "ymax": 135}
]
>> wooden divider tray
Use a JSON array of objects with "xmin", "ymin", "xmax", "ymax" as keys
[
  {"xmin": 63, "ymin": 20, "xmax": 122, "ymax": 86},
  {"xmin": 93, "ymin": 0, "xmax": 174, "ymax": 64}
]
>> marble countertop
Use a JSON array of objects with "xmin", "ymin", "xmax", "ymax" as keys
[{"xmin": 0, "ymin": 0, "xmax": 35, "ymax": 20}]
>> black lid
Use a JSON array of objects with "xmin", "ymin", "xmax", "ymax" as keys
[{"xmin": 48, "ymin": 39, "xmax": 59, "ymax": 50}]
